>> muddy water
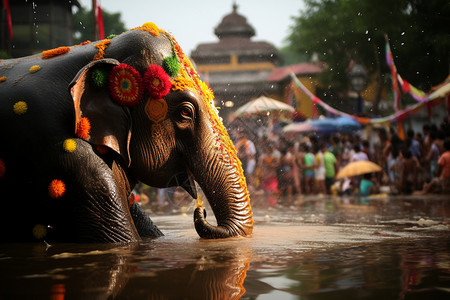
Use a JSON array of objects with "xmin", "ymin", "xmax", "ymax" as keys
[{"xmin": 0, "ymin": 195, "xmax": 449, "ymax": 299}]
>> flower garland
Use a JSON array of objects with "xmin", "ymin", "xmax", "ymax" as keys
[
  {"xmin": 169, "ymin": 34, "xmax": 249, "ymax": 199},
  {"xmin": 131, "ymin": 22, "xmax": 164, "ymax": 37},
  {"xmin": 109, "ymin": 64, "xmax": 144, "ymax": 106},
  {"xmin": 93, "ymin": 39, "xmax": 111, "ymax": 61},
  {"xmin": 41, "ymin": 46, "xmax": 70, "ymax": 59}
]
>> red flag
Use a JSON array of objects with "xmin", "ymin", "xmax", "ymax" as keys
[
  {"xmin": 3, "ymin": 0, "xmax": 13, "ymax": 40},
  {"xmin": 96, "ymin": 2, "xmax": 104, "ymax": 39}
]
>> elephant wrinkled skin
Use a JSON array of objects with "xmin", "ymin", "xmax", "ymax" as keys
[{"xmin": 0, "ymin": 23, "xmax": 253, "ymax": 242}]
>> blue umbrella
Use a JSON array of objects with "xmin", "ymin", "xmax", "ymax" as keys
[
  {"xmin": 309, "ymin": 117, "xmax": 338, "ymax": 133},
  {"xmin": 335, "ymin": 116, "xmax": 361, "ymax": 133}
]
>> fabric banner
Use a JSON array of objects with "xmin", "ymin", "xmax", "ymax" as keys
[
  {"xmin": 385, "ymin": 35, "xmax": 401, "ymax": 110},
  {"xmin": 96, "ymin": 1, "xmax": 105, "ymax": 39},
  {"xmin": 385, "ymin": 36, "xmax": 428, "ymax": 105},
  {"xmin": 289, "ymin": 73, "xmax": 447, "ymax": 126},
  {"xmin": 3, "ymin": 0, "xmax": 13, "ymax": 40}
]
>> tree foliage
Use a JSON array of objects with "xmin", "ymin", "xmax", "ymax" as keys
[
  {"xmin": 287, "ymin": 0, "xmax": 450, "ymax": 93},
  {"xmin": 72, "ymin": 6, "xmax": 126, "ymax": 44}
]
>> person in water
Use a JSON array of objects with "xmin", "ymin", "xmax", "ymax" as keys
[{"xmin": 359, "ymin": 173, "xmax": 379, "ymax": 196}]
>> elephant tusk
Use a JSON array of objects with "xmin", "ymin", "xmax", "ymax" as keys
[{"xmin": 175, "ymin": 165, "xmax": 198, "ymax": 199}]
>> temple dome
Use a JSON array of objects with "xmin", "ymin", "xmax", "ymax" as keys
[{"xmin": 214, "ymin": 4, "xmax": 255, "ymax": 40}]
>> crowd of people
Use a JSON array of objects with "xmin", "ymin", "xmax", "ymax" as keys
[{"xmin": 233, "ymin": 118, "xmax": 450, "ymax": 206}]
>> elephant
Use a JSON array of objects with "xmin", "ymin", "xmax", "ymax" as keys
[{"xmin": 0, "ymin": 22, "xmax": 253, "ymax": 242}]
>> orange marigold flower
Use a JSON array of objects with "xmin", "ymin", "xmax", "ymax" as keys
[
  {"xmin": 0, "ymin": 76, "xmax": 6, "ymax": 83},
  {"xmin": 48, "ymin": 179, "xmax": 66, "ymax": 199},
  {"xmin": 41, "ymin": 47, "xmax": 70, "ymax": 59},
  {"xmin": 76, "ymin": 117, "xmax": 91, "ymax": 140},
  {"xmin": 93, "ymin": 39, "xmax": 111, "ymax": 61}
]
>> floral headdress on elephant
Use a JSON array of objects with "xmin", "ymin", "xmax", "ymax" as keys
[{"xmin": 85, "ymin": 22, "xmax": 247, "ymax": 197}]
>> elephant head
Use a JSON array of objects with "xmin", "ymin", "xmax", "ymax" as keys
[{"xmin": 70, "ymin": 23, "xmax": 253, "ymax": 239}]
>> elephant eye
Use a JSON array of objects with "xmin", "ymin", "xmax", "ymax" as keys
[{"xmin": 178, "ymin": 103, "xmax": 194, "ymax": 120}]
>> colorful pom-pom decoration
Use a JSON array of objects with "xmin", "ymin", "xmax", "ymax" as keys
[
  {"xmin": 143, "ymin": 65, "xmax": 171, "ymax": 99},
  {"xmin": 29, "ymin": 65, "xmax": 41, "ymax": 73},
  {"xmin": 32, "ymin": 224, "xmax": 47, "ymax": 239},
  {"xmin": 76, "ymin": 117, "xmax": 91, "ymax": 140},
  {"xmin": 145, "ymin": 98, "xmax": 168, "ymax": 124},
  {"xmin": 91, "ymin": 67, "xmax": 108, "ymax": 88},
  {"xmin": 140, "ymin": 22, "xmax": 161, "ymax": 36},
  {"xmin": 162, "ymin": 56, "xmax": 180, "ymax": 77},
  {"xmin": 41, "ymin": 46, "xmax": 70, "ymax": 59},
  {"xmin": 0, "ymin": 76, "xmax": 6, "ymax": 83},
  {"xmin": 13, "ymin": 101, "xmax": 28, "ymax": 115},
  {"xmin": 63, "ymin": 139, "xmax": 77, "ymax": 152},
  {"xmin": 0, "ymin": 159, "xmax": 5, "ymax": 178},
  {"xmin": 107, "ymin": 34, "xmax": 116, "ymax": 39},
  {"xmin": 48, "ymin": 179, "xmax": 66, "ymax": 199},
  {"xmin": 108, "ymin": 63, "xmax": 143, "ymax": 106}
]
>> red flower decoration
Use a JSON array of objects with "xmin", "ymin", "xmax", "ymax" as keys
[
  {"xmin": 49, "ymin": 179, "xmax": 66, "ymax": 199},
  {"xmin": 143, "ymin": 65, "xmax": 171, "ymax": 99},
  {"xmin": 109, "ymin": 64, "xmax": 143, "ymax": 106},
  {"xmin": 76, "ymin": 117, "xmax": 91, "ymax": 140}
]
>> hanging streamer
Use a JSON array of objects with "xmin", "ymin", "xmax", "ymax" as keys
[
  {"xmin": 3, "ymin": 0, "xmax": 13, "ymax": 40},
  {"xmin": 385, "ymin": 35, "xmax": 401, "ymax": 111},
  {"xmin": 96, "ymin": 1, "xmax": 105, "ymax": 39},
  {"xmin": 289, "ymin": 73, "xmax": 447, "ymax": 126}
]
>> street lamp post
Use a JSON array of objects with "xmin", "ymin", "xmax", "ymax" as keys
[{"xmin": 348, "ymin": 62, "xmax": 368, "ymax": 115}]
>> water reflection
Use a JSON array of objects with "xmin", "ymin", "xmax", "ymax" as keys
[{"xmin": 0, "ymin": 196, "xmax": 448, "ymax": 299}]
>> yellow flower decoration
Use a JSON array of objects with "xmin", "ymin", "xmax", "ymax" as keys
[
  {"xmin": 133, "ymin": 22, "xmax": 163, "ymax": 36},
  {"xmin": 63, "ymin": 139, "xmax": 77, "ymax": 152},
  {"xmin": 0, "ymin": 76, "xmax": 6, "ymax": 82},
  {"xmin": 13, "ymin": 101, "xmax": 28, "ymax": 115},
  {"xmin": 29, "ymin": 65, "xmax": 41, "ymax": 73}
]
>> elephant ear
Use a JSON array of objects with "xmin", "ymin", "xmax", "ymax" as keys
[{"xmin": 69, "ymin": 58, "xmax": 132, "ymax": 166}]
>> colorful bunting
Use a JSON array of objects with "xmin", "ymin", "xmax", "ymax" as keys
[{"xmin": 289, "ymin": 73, "xmax": 447, "ymax": 126}]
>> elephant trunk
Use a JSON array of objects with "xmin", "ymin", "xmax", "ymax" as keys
[{"xmin": 191, "ymin": 141, "xmax": 253, "ymax": 239}]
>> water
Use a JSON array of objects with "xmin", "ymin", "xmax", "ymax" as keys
[{"xmin": 0, "ymin": 195, "xmax": 449, "ymax": 299}]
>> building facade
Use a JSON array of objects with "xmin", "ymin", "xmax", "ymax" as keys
[{"xmin": 191, "ymin": 4, "xmax": 281, "ymax": 122}]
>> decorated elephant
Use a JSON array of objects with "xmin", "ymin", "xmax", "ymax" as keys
[{"xmin": 0, "ymin": 22, "xmax": 253, "ymax": 242}]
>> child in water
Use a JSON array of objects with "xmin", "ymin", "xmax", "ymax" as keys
[{"xmin": 359, "ymin": 173, "xmax": 379, "ymax": 196}]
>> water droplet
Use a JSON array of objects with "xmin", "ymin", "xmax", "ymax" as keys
[
  {"xmin": 365, "ymin": 30, "xmax": 368, "ymax": 34},
  {"xmin": 401, "ymin": 32, "xmax": 405, "ymax": 35}
]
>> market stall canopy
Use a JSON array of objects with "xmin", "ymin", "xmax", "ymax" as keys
[
  {"xmin": 234, "ymin": 96, "xmax": 295, "ymax": 116},
  {"xmin": 336, "ymin": 161, "xmax": 382, "ymax": 179}
]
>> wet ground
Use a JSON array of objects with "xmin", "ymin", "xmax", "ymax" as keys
[{"xmin": 0, "ymin": 195, "xmax": 449, "ymax": 299}]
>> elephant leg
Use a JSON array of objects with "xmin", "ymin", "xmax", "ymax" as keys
[
  {"xmin": 129, "ymin": 195, "xmax": 163, "ymax": 238},
  {"xmin": 54, "ymin": 140, "xmax": 141, "ymax": 242}
]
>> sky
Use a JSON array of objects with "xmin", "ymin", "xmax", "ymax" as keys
[{"xmin": 77, "ymin": 0, "xmax": 305, "ymax": 55}]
